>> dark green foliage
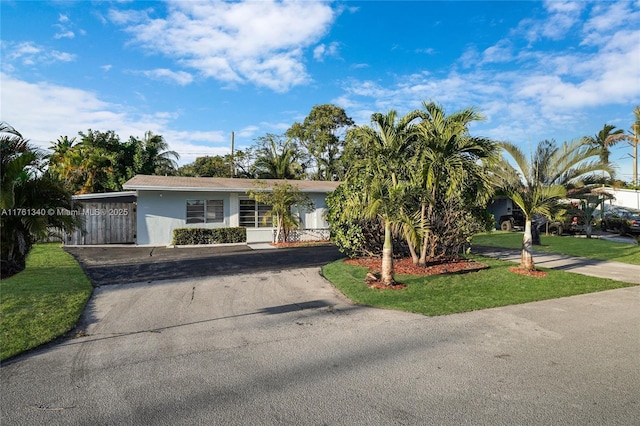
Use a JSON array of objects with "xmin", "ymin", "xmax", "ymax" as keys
[
  {"xmin": 326, "ymin": 183, "xmax": 409, "ymax": 258},
  {"xmin": 48, "ymin": 130, "xmax": 179, "ymax": 194},
  {"xmin": 286, "ymin": 104, "xmax": 355, "ymax": 181},
  {"xmin": 1, "ymin": 123, "xmax": 79, "ymax": 278},
  {"xmin": 172, "ymin": 227, "xmax": 247, "ymax": 245},
  {"xmin": 250, "ymin": 134, "xmax": 305, "ymax": 179}
]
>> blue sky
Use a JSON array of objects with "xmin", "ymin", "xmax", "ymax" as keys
[{"xmin": 2, "ymin": 1, "xmax": 639, "ymax": 180}]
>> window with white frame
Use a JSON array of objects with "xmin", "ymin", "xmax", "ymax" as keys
[
  {"xmin": 186, "ymin": 200, "xmax": 224, "ymax": 224},
  {"xmin": 239, "ymin": 198, "xmax": 271, "ymax": 227}
]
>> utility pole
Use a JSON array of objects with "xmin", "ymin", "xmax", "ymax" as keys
[
  {"xmin": 634, "ymin": 138, "xmax": 637, "ymax": 188},
  {"xmin": 230, "ymin": 131, "xmax": 235, "ymax": 177}
]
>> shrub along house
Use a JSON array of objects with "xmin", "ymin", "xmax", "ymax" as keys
[{"xmin": 122, "ymin": 175, "xmax": 340, "ymax": 246}]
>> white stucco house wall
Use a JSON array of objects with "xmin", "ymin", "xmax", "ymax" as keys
[
  {"xmin": 600, "ymin": 187, "xmax": 640, "ymax": 211},
  {"xmin": 122, "ymin": 175, "xmax": 340, "ymax": 246}
]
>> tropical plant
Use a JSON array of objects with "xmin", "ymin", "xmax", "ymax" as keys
[
  {"xmin": 494, "ymin": 139, "xmax": 612, "ymax": 271},
  {"xmin": 411, "ymin": 101, "xmax": 497, "ymax": 265},
  {"xmin": 1, "ymin": 123, "xmax": 78, "ymax": 277},
  {"xmin": 246, "ymin": 181, "xmax": 314, "ymax": 243},
  {"xmin": 582, "ymin": 124, "xmax": 625, "ymax": 181},
  {"xmin": 326, "ymin": 181, "xmax": 411, "ymax": 258},
  {"xmin": 47, "ymin": 129, "xmax": 179, "ymax": 193},
  {"xmin": 251, "ymin": 134, "xmax": 305, "ymax": 179},
  {"xmin": 629, "ymin": 106, "xmax": 640, "ymax": 187},
  {"xmin": 341, "ymin": 110, "xmax": 419, "ymax": 285},
  {"xmin": 132, "ymin": 131, "xmax": 180, "ymax": 176}
]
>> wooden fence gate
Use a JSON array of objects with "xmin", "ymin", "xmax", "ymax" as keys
[{"xmin": 64, "ymin": 201, "xmax": 136, "ymax": 245}]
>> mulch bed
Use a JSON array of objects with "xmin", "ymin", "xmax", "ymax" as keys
[
  {"xmin": 344, "ymin": 257, "xmax": 491, "ymax": 290},
  {"xmin": 508, "ymin": 266, "xmax": 548, "ymax": 277},
  {"xmin": 270, "ymin": 241, "xmax": 332, "ymax": 248}
]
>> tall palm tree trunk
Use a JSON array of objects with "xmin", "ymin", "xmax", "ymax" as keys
[
  {"xmin": 521, "ymin": 218, "xmax": 535, "ymax": 271},
  {"xmin": 381, "ymin": 221, "xmax": 395, "ymax": 285},
  {"xmin": 419, "ymin": 201, "xmax": 435, "ymax": 266}
]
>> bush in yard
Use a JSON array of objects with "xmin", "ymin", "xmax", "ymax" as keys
[
  {"xmin": 325, "ymin": 182, "xmax": 410, "ymax": 258},
  {"xmin": 172, "ymin": 227, "xmax": 246, "ymax": 245}
]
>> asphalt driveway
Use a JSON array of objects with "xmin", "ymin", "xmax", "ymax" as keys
[
  {"xmin": 2, "ymin": 255, "xmax": 639, "ymax": 424},
  {"xmin": 65, "ymin": 244, "xmax": 344, "ymax": 286}
]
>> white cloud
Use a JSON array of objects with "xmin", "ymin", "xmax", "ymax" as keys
[
  {"xmin": 582, "ymin": 0, "xmax": 640, "ymax": 46},
  {"xmin": 337, "ymin": 2, "xmax": 639, "ymax": 152},
  {"xmin": 415, "ymin": 47, "xmax": 436, "ymax": 55},
  {"xmin": 54, "ymin": 13, "xmax": 76, "ymax": 39},
  {"xmin": 314, "ymin": 42, "xmax": 340, "ymax": 61},
  {"xmin": 2, "ymin": 41, "xmax": 76, "ymax": 66},
  {"xmin": 109, "ymin": 0, "xmax": 336, "ymax": 92},
  {"xmin": 140, "ymin": 68, "xmax": 194, "ymax": 85},
  {"xmin": 236, "ymin": 125, "xmax": 259, "ymax": 139},
  {"xmin": 54, "ymin": 29, "xmax": 75, "ymax": 40},
  {"xmin": 0, "ymin": 74, "xmax": 228, "ymax": 165}
]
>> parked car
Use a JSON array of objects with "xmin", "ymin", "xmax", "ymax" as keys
[
  {"xmin": 499, "ymin": 208, "xmax": 525, "ymax": 231},
  {"xmin": 547, "ymin": 208, "xmax": 593, "ymax": 235},
  {"xmin": 601, "ymin": 209, "xmax": 640, "ymax": 235}
]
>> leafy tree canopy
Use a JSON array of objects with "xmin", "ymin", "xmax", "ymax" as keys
[{"xmin": 286, "ymin": 104, "xmax": 354, "ymax": 181}]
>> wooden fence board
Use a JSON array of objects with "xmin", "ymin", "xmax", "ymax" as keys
[{"xmin": 64, "ymin": 202, "xmax": 136, "ymax": 245}]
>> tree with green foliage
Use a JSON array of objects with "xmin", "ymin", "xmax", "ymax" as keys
[
  {"xmin": 582, "ymin": 124, "xmax": 625, "ymax": 182},
  {"xmin": 494, "ymin": 139, "xmax": 612, "ymax": 271},
  {"xmin": 411, "ymin": 101, "xmax": 497, "ymax": 265},
  {"xmin": 178, "ymin": 150, "xmax": 254, "ymax": 178},
  {"xmin": 326, "ymin": 181, "xmax": 410, "ymax": 259},
  {"xmin": 629, "ymin": 106, "xmax": 640, "ymax": 187},
  {"xmin": 47, "ymin": 129, "xmax": 179, "ymax": 193},
  {"xmin": 132, "ymin": 131, "xmax": 180, "ymax": 176},
  {"xmin": 251, "ymin": 134, "xmax": 305, "ymax": 179},
  {"xmin": 247, "ymin": 181, "xmax": 314, "ymax": 243},
  {"xmin": 341, "ymin": 110, "xmax": 418, "ymax": 285},
  {"xmin": 286, "ymin": 104, "xmax": 354, "ymax": 181},
  {"xmin": 1, "ymin": 123, "xmax": 78, "ymax": 277},
  {"xmin": 178, "ymin": 155, "xmax": 234, "ymax": 177}
]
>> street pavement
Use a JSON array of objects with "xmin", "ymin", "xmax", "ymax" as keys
[{"xmin": 2, "ymin": 253, "xmax": 639, "ymax": 425}]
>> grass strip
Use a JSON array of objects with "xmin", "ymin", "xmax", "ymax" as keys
[
  {"xmin": 322, "ymin": 255, "xmax": 636, "ymax": 316},
  {"xmin": 472, "ymin": 231, "xmax": 640, "ymax": 265},
  {"xmin": 1, "ymin": 244, "xmax": 92, "ymax": 361}
]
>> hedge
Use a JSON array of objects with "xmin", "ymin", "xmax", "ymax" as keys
[{"xmin": 172, "ymin": 227, "xmax": 247, "ymax": 245}]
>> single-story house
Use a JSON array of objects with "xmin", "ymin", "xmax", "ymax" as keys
[{"xmin": 122, "ymin": 175, "xmax": 340, "ymax": 246}]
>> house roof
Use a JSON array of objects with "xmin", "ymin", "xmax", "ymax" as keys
[
  {"xmin": 122, "ymin": 175, "xmax": 341, "ymax": 193},
  {"xmin": 72, "ymin": 191, "xmax": 137, "ymax": 201}
]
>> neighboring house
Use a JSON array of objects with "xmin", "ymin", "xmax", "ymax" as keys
[
  {"xmin": 122, "ymin": 175, "xmax": 340, "ymax": 246},
  {"xmin": 600, "ymin": 187, "xmax": 640, "ymax": 211}
]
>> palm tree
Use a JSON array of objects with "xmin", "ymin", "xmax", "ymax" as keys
[
  {"xmin": 134, "ymin": 131, "xmax": 180, "ymax": 176},
  {"xmin": 343, "ymin": 110, "xmax": 417, "ymax": 285},
  {"xmin": 495, "ymin": 139, "xmax": 612, "ymax": 271},
  {"xmin": 1, "ymin": 123, "xmax": 77, "ymax": 277},
  {"xmin": 630, "ymin": 106, "xmax": 640, "ymax": 187},
  {"xmin": 494, "ymin": 142, "xmax": 566, "ymax": 271},
  {"xmin": 252, "ymin": 134, "xmax": 305, "ymax": 179},
  {"xmin": 412, "ymin": 101, "xmax": 497, "ymax": 265},
  {"xmin": 583, "ymin": 124, "xmax": 625, "ymax": 180},
  {"xmin": 247, "ymin": 181, "xmax": 314, "ymax": 243}
]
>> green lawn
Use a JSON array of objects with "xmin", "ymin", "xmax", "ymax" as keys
[
  {"xmin": 322, "ymin": 255, "xmax": 636, "ymax": 316},
  {"xmin": 0, "ymin": 244, "xmax": 93, "ymax": 361},
  {"xmin": 472, "ymin": 231, "xmax": 640, "ymax": 265}
]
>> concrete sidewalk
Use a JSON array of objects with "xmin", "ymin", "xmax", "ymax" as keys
[{"xmin": 473, "ymin": 246, "xmax": 640, "ymax": 284}]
